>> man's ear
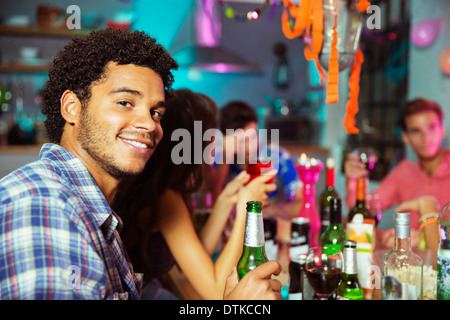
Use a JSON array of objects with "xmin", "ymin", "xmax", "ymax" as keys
[
  {"xmin": 60, "ymin": 90, "xmax": 81, "ymax": 124},
  {"xmin": 401, "ymin": 131, "xmax": 410, "ymax": 146}
]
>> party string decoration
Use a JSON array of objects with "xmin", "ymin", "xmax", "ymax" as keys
[
  {"xmin": 219, "ymin": 0, "xmax": 271, "ymax": 22},
  {"xmin": 282, "ymin": 0, "xmax": 370, "ymax": 134}
]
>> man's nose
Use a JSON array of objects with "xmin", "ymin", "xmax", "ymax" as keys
[{"xmin": 132, "ymin": 109, "xmax": 156, "ymax": 132}]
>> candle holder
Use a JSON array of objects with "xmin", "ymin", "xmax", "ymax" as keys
[{"xmin": 294, "ymin": 153, "xmax": 323, "ymax": 247}]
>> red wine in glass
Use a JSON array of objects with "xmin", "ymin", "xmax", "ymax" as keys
[{"xmin": 306, "ymin": 266, "xmax": 342, "ymax": 296}]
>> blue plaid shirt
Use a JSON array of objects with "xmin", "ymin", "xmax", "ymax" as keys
[{"xmin": 0, "ymin": 143, "xmax": 142, "ymax": 299}]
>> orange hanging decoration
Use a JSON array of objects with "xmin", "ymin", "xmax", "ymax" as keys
[
  {"xmin": 325, "ymin": 14, "xmax": 339, "ymax": 104},
  {"xmin": 282, "ymin": 0, "xmax": 366, "ymax": 134},
  {"xmin": 356, "ymin": 0, "xmax": 371, "ymax": 12},
  {"xmin": 343, "ymin": 46, "xmax": 364, "ymax": 134}
]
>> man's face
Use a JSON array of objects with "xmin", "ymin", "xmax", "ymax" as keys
[
  {"xmin": 77, "ymin": 62, "xmax": 166, "ymax": 179},
  {"xmin": 234, "ymin": 121, "xmax": 258, "ymax": 164},
  {"xmin": 402, "ymin": 110, "xmax": 445, "ymax": 160}
]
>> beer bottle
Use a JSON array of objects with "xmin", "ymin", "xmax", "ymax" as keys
[
  {"xmin": 320, "ymin": 197, "xmax": 348, "ymax": 251},
  {"xmin": 237, "ymin": 201, "xmax": 269, "ymax": 280},
  {"xmin": 336, "ymin": 240, "xmax": 363, "ymax": 300}
]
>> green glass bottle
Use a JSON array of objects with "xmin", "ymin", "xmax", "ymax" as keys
[
  {"xmin": 319, "ymin": 158, "xmax": 340, "ymax": 235},
  {"xmin": 336, "ymin": 240, "xmax": 363, "ymax": 300},
  {"xmin": 348, "ymin": 177, "xmax": 372, "ymax": 223},
  {"xmin": 320, "ymin": 197, "xmax": 348, "ymax": 251},
  {"xmin": 237, "ymin": 201, "xmax": 269, "ymax": 280}
]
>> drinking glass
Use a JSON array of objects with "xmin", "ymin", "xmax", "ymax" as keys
[
  {"xmin": 352, "ymin": 147, "xmax": 377, "ymax": 171},
  {"xmin": 305, "ymin": 246, "xmax": 343, "ymax": 300}
]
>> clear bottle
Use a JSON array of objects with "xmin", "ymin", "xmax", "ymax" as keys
[
  {"xmin": 382, "ymin": 212, "xmax": 423, "ymax": 300},
  {"xmin": 237, "ymin": 201, "xmax": 269, "ymax": 280},
  {"xmin": 437, "ymin": 202, "xmax": 450, "ymax": 300},
  {"xmin": 319, "ymin": 157, "xmax": 340, "ymax": 235},
  {"xmin": 336, "ymin": 240, "xmax": 363, "ymax": 300},
  {"xmin": 320, "ymin": 197, "xmax": 348, "ymax": 251}
]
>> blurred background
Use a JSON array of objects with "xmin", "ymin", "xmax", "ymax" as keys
[{"xmin": 0, "ymin": 0, "xmax": 449, "ymax": 224}]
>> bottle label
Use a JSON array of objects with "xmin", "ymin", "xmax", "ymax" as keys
[
  {"xmin": 265, "ymin": 239, "xmax": 278, "ymax": 261},
  {"xmin": 244, "ymin": 212, "xmax": 265, "ymax": 247},
  {"xmin": 437, "ymin": 249, "xmax": 450, "ymax": 300},
  {"xmin": 382, "ymin": 273, "xmax": 421, "ymax": 300},
  {"xmin": 289, "ymin": 244, "xmax": 309, "ymax": 260},
  {"xmin": 288, "ymin": 292, "xmax": 302, "ymax": 300}
]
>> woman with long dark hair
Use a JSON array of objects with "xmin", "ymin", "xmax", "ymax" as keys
[{"xmin": 112, "ymin": 89, "xmax": 276, "ymax": 299}]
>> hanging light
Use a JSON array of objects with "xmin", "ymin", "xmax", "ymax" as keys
[{"xmin": 318, "ymin": 0, "xmax": 364, "ymax": 72}]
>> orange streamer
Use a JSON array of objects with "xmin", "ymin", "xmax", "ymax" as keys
[
  {"xmin": 343, "ymin": 46, "xmax": 364, "ymax": 134},
  {"xmin": 281, "ymin": 0, "xmax": 310, "ymax": 39},
  {"xmin": 325, "ymin": 14, "xmax": 339, "ymax": 104},
  {"xmin": 356, "ymin": 0, "xmax": 371, "ymax": 12}
]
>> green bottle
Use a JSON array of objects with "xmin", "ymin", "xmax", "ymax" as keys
[
  {"xmin": 319, "ymin": 158, "xmax": 340, "ymax": 235},
  {"xmin": 336, "ymin": 240, "xmax": 363, "ymax": 300},
  {"xmin": 320, "ymin": 197, "xmax": 348, "ymax": 251},
  {"xmin": 237, "ymin": 201, "xmax": 269, "ymax": 280}
]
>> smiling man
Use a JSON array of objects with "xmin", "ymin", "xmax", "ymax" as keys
[
  {"xmin": 344, "ymin": 98, "xmax": 450, "ymax": 233},
  {"xmin": 0, "ymin": 28, "xmax": 177, "ymax": 299},
  {"xmin": 0, "ymin": 28, "xmax": 283, "ymax": 301}
]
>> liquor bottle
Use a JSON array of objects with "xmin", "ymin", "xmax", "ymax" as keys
[
  {"xmin": 319, "ymin": 157, "xmax": 340, "ymax": 235},
  {"xmin": 382, "ymin": 212, "xmax": 423, "ymax": 300},
  {"xmin": 336, "ymin": 240, "xmax": 363, "ymax": 300},
  {"xmin": 347, "ymin": 177, "xmax": 375, "ymax": 293},
  {"xmin": 437, "ymin": 202, "xmax": 450, "ymax": 300},
  {"xmin": 348, "ymin": 177, "xmax": 371, "ymax": 222},
  {"xmin": 288, "ymin": 254, "xmax": 315, "ymax": 300},
  {"xmin": 237, "ymin": 201, "xmax": 269, "ymax": 280},
  {"xmin": 320, "ymin": 197, "xmax": 348, "ymax": 251}
]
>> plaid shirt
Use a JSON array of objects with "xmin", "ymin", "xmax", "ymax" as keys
[{"xmin": 0, "ymin": 143, "xmax": 142, "ymax": 299}]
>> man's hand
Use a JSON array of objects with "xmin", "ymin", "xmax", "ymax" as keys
[
  {"xmin": 344, "ymin": 153, "xmax": 368, "ymax": 179},
  {"xmin": 223, "ymin": 261, "xmax": 283, "ymax": 300}
]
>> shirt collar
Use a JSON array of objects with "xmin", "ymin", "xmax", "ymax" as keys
[{"xmin": 39, "ymin": 143, "xmax": 119, "ymax": 234}]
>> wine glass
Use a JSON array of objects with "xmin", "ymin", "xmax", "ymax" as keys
[
  {"xmin": 352, "ymin": 147, "xmax": 377, "ymax": 171},
  {"xmin": 305, "ymin": 246, "xmax": 343, "ymax": 300}
]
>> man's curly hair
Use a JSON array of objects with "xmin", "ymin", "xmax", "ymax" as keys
[{"xmin": 41, "ymin": 28, "xmax": 178, "ymax": 144}]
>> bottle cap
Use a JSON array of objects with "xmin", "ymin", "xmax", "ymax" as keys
[
  {"xmin": 344, "ymin": 240, "xmax": 357, "ymax": 248},
  {"xmin": 330, "ymin": 197, "xmax": 341, "ymax": 211},
  {"xmin": 394, "ymin": 211, "xmax": 410, "ymax": 226},
  {"xmin": 330, "ymin": 197, "xmax": 342, "ymax": 223},
  {"xmin": 326, "ymin": 157, "xmax": 335, "ymax": 168},
  {"xmin": 394, "ymin": 211, "xmax": 410, "ymax": 238}
]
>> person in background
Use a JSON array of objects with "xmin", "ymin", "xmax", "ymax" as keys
[
  {"xmin": 0, "ymin": 29, "xmax": 280, "ymax": 301},
  {"xmin": 212, "ymin": 100, "xmax": 302, "ymax": 204},
  {"xmin": 344, "ymin": 98, "xmax": 449, "ymax": 248},
  {"xmin": 112, "ymin": 89, "xmax": 280, "ymax": 300}
]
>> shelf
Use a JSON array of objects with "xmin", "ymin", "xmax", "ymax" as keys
[
  {"xmin": 0, "ymin": 25, "xmax": 92, "ymax": 37},
  {"xmin": 0, "ymin": 63, "xmax": 50, "ymax": 73}
]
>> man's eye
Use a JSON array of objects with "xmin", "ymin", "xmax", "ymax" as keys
[
  {"xmin": 151, "ymin": 110, "xmax": 163, "ymax": 121},
  {"xmin": 119, "ymin": 101, "xmax": 132, "ymax": 108}
]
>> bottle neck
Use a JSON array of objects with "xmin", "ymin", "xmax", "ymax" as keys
[
  {"xmin": 394, "ymin": 225, "xmax": 411, "ymax": 250},
  {"xmin": 326, "ymin": 167, "xmax": 335, "ymax": 187},
  {"xmin": 330, "ymin": 210, "xmax": 342, "ymax": 224},
  {"xmin": 355, "ymin": 200, "xmax": 366, "ymax": 207},
  {"xmin": 356, "ymin": 177, "xmax": 366, "ymax": 201},
  {"xmin": 244, "ymin": 211, "xmax": 265, "ymax": 247},
  {"xmin": 343, "ymin": 247, "xmax": 358, "ymax": 274}
]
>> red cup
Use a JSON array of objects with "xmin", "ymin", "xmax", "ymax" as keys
[{"xmin": 246, "ymin": 161, "xmax": 275, "ymax": 185}]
